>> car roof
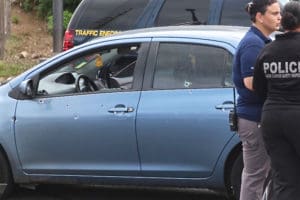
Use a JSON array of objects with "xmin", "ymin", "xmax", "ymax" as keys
[{"xmin": 85, "ymin": 25, "xmax": 249, "ymax": 47}]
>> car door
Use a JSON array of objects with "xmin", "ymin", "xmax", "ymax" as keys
[
  {"xmin": 14, "ymin": 41, "xmax": 149, "ymax": 176},
  {"xmin": 137, "ymin": 38, "xmax": 236, "ymax": 178}
]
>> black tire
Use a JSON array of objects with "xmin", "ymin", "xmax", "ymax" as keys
[
  {"xmin": 227, "ymin": 152, "xmax": 243, "ymax": 200},
  {"xmin": 0, "ymin": 151, "xmax": 13, "ymax": 199}
]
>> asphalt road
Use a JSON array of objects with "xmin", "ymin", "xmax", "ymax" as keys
[{"xmin": 7, "ymin": 185, "xmax": 228, "ymax": 200}]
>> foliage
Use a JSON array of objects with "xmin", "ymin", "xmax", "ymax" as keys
[
  {"xmin": 12, "ymin": 16, "xmax": 19, "ymax": 24},
  {"xmin": 19, "ymin": 0, "xmax": 38, "ymax": 12},
  {"xmin": 36, "ymin": 0, "xmax": 52, "ymax": 18},
  {"xmin": 64, "ymin": 0, "xmax": 82, "ymax": 12},
  {"xmin": 17, "ymin": 0, "xmax": 82, "ymax": 18},
  {"xmin": 47, "ymin": 10, "xmax": 73, "ymax": 33}
]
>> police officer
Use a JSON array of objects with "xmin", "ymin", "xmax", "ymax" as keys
[
  {"xmin": 232, "ymin": 0, "xmax": 281, "ymax": 199},
  {"xmin": 253, "ymin": 1, "xmax": 300, "ymax": 199}
]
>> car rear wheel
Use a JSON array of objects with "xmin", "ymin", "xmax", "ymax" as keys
[
  {"xmin": 0, "ymin": 151, "xmax": 13, "ymax": 199},
  {"xmin": 227, "ymin": 152, "xmax": 243, "ymax": 200}
]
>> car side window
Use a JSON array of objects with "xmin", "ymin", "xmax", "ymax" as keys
[
  {"xmin": 37, "ymin": 44, "xmax": 141, "ymax": 96},
  {"xmin": 152, "ymin": 42, "xmax": 233, "ymax": 89}
]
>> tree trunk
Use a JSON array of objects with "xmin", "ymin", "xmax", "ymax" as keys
[
  {"xmin": 0, "ymin": 0, "xmax": 11, "ymax": 59},
  {"xmin": 5, "ymin": 0, "xmax": 11, "ymax": 37}
]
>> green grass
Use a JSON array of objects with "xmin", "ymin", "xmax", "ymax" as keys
[
  {"xmin": 12, "ymin": 16, "xmax": 19, "ymax": 24},
  {"xmin": 0, "ymin": 34, "xmax": 37, "ymax": 79},
  {"xmin": 0, "ymin": 60, "xmax": 31, "ymax": 77}
]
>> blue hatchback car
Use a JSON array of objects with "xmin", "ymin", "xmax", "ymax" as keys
[{"xmin": 0, "ymin": 25, "xmax": 247, "ymax": 199}]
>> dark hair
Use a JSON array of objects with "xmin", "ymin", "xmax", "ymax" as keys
[
  {"xmin": 245, "ymin": 0, "xmax": 278, "ymax": 22},
  {"xmin": 281, "ymin": 1, "xmax": 300, "ymax": 30}
]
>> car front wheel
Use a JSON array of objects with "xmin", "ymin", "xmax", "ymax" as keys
[
  {"xmin": 227, "ymin": 151, "xmax": 243, "ymax": 200},
  {"xmin": 0, "ymin": 151, "xmax": 13, "ymax": 199}
]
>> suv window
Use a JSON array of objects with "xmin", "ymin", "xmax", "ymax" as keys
[
  {"xmin": 155, "ymin": 0, "xmax": 210, "ymax": 26},
  {"xmin": 69, "ymin": 0, "xmax": 150, "ymax": 30},
  {"xmin": 153, "ymin": 43, "xmax": 233, "ymax": 89},
  {"xmin": 220, "ymin": 0, "xmax": 250, "ymax": 26}
]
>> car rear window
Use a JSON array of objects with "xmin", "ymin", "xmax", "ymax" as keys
[
  {"xmin": 155, "ymin": 0, "xmax": 210, "ymax": 26},
  {"xmin": 69, "ymin": 0, "xmax": 150, "ymax": 30}
]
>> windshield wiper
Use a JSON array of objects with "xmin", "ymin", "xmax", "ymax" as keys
[{"xmin": 184, "ymin": 8, "xmax": 206, "ymax": 25}]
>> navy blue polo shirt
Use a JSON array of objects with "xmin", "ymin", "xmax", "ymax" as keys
[{"xmin": 232, "ymin": 26, "xmax": 272, "ymax": 122}]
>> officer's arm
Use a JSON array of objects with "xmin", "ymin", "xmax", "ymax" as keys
[{"xmin": 244, "ymin": 77, "xmax": 253, "ymax": 91}]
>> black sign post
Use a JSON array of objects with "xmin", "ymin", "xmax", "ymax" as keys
[{"xmin": 53, "ymin": 0, "xmax": 63, "ymax": 53}]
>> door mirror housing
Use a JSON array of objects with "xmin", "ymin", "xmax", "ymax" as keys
[{"xmin": 19, "ymin": 79, "xmax": 34, "ymax": 98}]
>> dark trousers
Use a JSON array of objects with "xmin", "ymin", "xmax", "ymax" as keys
[{"xmin": 261, "ymin": 108, "xmax": 300, "ymax": 200}]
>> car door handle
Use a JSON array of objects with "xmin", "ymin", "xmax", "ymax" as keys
[
  {"xmin": 108, "ymin": 104, "xmax": 134, "ymax": 113},
  {"xmin": 215, "ymin": 101, "xmax": 234, "ymax": 110}
]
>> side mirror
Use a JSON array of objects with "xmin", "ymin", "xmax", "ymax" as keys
[{"xmin": 19, "ymin": 79, "xmax": 34, "ymax": 98}]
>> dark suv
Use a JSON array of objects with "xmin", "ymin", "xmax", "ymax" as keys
[{"xmin": 64, "ymin": 0, "xmax": 287, "ymax": 50}]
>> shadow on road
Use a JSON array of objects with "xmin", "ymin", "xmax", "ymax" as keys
[{"xmin": 8, "ymin": 185, "xmax": 227, "ymax": 200}]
